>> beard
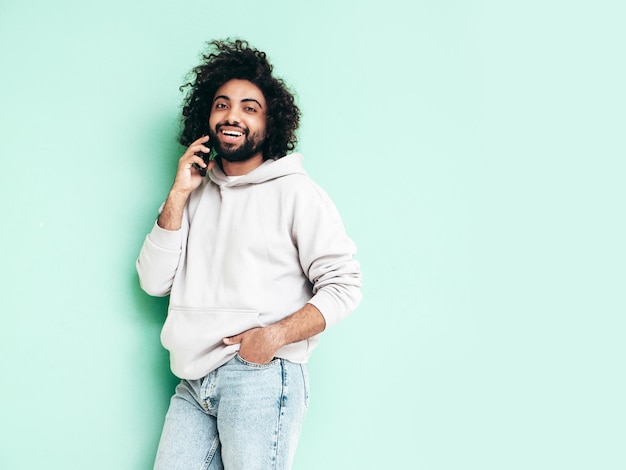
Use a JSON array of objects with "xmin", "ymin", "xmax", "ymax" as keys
[{"xmin": 208, "ymin": 125, "xmax": 266, "ymax": 163}]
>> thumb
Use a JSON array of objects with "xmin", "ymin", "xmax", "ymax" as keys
[{"xmin": 223, "ymin": 334, "xmax": 241, "ymax": 345}]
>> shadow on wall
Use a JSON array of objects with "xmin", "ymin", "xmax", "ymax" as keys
[
  {"xmin": 129, "ymin": 111, "xmax": 181, "ymax": 395},
  {"xmin": 127, "ymin": 114, "xmax": 186, "ymax": 468}
]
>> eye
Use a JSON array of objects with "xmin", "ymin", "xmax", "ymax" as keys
[
  {"xmin": 215, "ymin": 102, "xmax": 228, "ymax": 110},
  {"xmin": 244, "ymin": 106, "xmax": 257, "ymax": 113}
]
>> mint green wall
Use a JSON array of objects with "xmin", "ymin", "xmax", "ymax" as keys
[{"xmin": 1, "ymin": 1, "xmax": 624, "ymax": 468}]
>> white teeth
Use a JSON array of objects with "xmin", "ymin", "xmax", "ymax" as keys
[{"xmin": 222, "ymin": 131, "xmax": 242, "ymax": 137}]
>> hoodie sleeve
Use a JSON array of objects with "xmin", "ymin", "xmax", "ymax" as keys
[
  {"xmin": 291, "ymin": 182, "xmax": 362, "ymax": 327},
  {"xmin": 136, "ymin": 207, "xmax": 188, "ymax": 297}
]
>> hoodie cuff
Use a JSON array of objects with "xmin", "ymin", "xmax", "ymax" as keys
[
  {"xmin": 307, "ymin": 293, "xmax": 341, "ymax": 328},
  {"xmin": 147, "ymin": 221, "xmax": 183, "ymax": 251}
]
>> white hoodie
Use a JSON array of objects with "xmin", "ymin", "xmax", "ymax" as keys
[{"xmin": 136, "ymin": 153, "xmax": 362, "ymax": 379}]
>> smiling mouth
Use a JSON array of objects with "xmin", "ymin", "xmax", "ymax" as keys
[{"xmin": 221, "ymin": 130, "xmax": 243, "ymax": 138}]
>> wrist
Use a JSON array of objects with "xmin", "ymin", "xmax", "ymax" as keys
[
  {"xmin": 169, "ymin": 186, "xmax": 193, "ymax": 199},
  {"xmin": 266, "ymin": 322, "xmax": 288, "ymax": 350}
]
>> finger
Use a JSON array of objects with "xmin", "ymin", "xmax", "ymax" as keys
[
  {"xmin": 223, "ymin": 335, "xmax": 241, "ymax": 345},
  {"xmin": 194, "ymin": 144, "xmax": 211, "ymax": 155},
  {"xmin": 191, "ymin": 135, "xmax": 210, "ymax": 146},
  {"xmin": 184, "ymin": 144, "xmax": 211, "ymax": 159},
  {"xmin": 181, "ymin": 154, "xmax": 208, "ymax": 170}
]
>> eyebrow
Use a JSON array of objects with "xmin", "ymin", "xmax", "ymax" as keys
[{"xmin": 213, "ymin": 95, "xmax": 264, "ymax": 109}]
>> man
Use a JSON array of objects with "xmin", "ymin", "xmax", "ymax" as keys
[{"xmin": 137, "ymin": 39, "xmax": 361, "ymax": 470}]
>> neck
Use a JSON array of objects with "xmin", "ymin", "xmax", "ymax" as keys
[{"xmin": 221, "ymin": 153, "xmax": 264, "ymax": 176}]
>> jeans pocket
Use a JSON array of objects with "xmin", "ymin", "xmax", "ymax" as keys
[
  {"xmin": 300, "ymin": 364, "xmax": 310, "ymax": 408},
  {"xmin": 235, "ymin": 353, "xmax": 281, "ymax": 369}
]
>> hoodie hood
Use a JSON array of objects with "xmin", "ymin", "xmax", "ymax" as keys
[{"xmin": 208, "ymin": 153, "xmax": 307, "ymax": 188}]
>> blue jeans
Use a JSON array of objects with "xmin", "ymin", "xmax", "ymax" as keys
[{"xmin": 153, "ymin": 355, "xmax": 309, "ymax": 470}]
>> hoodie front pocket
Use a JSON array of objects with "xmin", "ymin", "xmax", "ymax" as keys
[{"xmin": 161, "ymin": 307, "xmax": 264, "ymax": 359}]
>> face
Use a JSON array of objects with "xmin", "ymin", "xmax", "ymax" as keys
[{"xmin": 208, "ymin": 79, "xmax": 268, "ymax": 162}]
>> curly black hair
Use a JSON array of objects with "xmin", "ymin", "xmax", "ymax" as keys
[{"xmin": 179, "ymin": 39, "xmax": 301, "ymax": 160}]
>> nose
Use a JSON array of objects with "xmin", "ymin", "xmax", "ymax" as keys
[{"xmin": 225, "ymin": 105, "xmax": 241, "ymax": 125}]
